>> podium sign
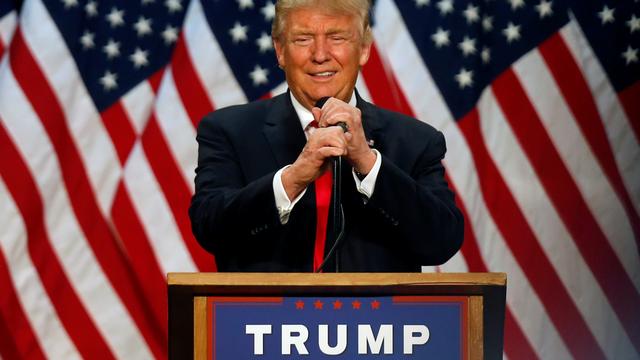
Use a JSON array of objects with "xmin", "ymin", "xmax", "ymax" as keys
[{"xmin": 168, "ymin": 273, "xmax": 506, "ymax": 359}]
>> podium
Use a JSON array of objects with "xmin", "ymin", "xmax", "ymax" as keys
[{"xmin": 168, "ymin": 273, "xmax": 506, "ymax": 359}]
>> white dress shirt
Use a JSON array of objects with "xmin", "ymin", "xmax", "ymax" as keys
[{"xmin": 272, "ymin": 92, "xmax": 382, "ymax": 224}]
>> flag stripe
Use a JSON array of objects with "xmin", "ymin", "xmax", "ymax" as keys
[
  {"xmin": 539, "ymin": 32, "xmax": 640, "ymax": 249},
  {"xmin": 559, "ymin": 23, "xmax": 640, "ymax": 216},
  {"xmin": 0, "ymin": 122, "xmax": 116, "ymax": 359},
  {"xmin": 618, "ymin": 81, "xmax": 640, "ymax": 143},
  {"xmin": 361, "ymin": 42, "xmax": 413, "ymax": 116},
  {"xmin": 101, "ymin": 102, "xmax": 138, "ymax": 165},
  {"xmin": 459, "ymin": 109, "xmax": 605, "ymax": 359},
  {"xmin": 478, "ymin": 85, "xmax": 636, "ymax": 356},
  {"xmin": 451, "ymin": 184, "xmax": 539, "ymax": 360},
  {"xmin": 171, "ymin": 35, "xmax": 215, "ymax": 125},
  {"xmin": 141, "ymin": 116, "xmax": 215, "ymax": 271},
  {"xmin": 8, "ymin": 28, "xmax": 164, "ymax": 359},
  {"xmin": 110, "ymin": 182, "xmax": 169, "ymax": 338},
  {"xmin": 494, "ymin": 68, "xmax": 640, "ymax": 349}
]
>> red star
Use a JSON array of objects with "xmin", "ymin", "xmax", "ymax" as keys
[
  {"xmin": 351, "ymin": 300, "xmax": 361, "ymax": 310},
  {"xmin": 295, "ymin": 300, "xmax": 304, "ymax": 310},
  {"xmin": 314, "ymin": 300, "xmax": 324, "ymax": 310},
  {"xmin": 332, "ymin": 300, "xmax": 343, "ymax": 310},
  {"xmin": 371, "ymin": 300, "xmax": 380, "ymax": 310}
]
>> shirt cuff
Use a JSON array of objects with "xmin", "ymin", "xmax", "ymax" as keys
[
  {"xmin": 273, "ymin": 165, "xmax": 307, "ymax": 224},
  {"xmin": 352, "ymin": 149, "xmax": 381, "ymax": 198}
]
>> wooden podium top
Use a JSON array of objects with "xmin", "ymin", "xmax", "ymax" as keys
[{"xmin": 168, "ymin": 272, "xmax": 506, "ymax": 287}]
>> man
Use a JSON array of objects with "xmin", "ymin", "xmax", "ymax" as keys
[{"xmin": 189, "ymin": 0, "xmax": 463, "ymax": 272}]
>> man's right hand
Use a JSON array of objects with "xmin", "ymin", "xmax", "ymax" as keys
[{"xmin": 281, "ymin": 126, "xmax": 348, "ymax": 200}]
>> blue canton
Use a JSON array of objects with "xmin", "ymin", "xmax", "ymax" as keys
[{"xmin": 44, "ymin": 0, "xmax": 188, "ymax": 111}]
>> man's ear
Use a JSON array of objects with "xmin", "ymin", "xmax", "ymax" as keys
[
  {"xmin": 359, "ymin": 40, "xmax": 372, "ymax": 67},
  {"xmin": 273, "ymin": 38, "xmax": 285, "ymax": 68}
]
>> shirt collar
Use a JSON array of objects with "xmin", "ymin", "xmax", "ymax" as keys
[{"xmin": 289, "ymin": 91, "xmax": 357, "ymax": 130}]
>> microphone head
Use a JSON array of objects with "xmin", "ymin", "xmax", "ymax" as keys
[{"xmin": 314, "ymin": 97, "xmax": 331, "ymax": 109}]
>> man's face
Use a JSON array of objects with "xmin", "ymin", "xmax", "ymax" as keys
[{"xmin": 274, "ymin": 7, "xmax": 371, "ymax": 110}]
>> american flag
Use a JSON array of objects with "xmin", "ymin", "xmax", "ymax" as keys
[{"xmin": 0, "ymin": 0, "xmax": 638, "ymax": 358}]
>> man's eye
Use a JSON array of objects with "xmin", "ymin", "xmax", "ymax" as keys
[{"xmin": 294, "ymin": 38, "xmax": 311, "ymax": 45}]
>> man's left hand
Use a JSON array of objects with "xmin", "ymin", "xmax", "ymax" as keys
[{"xmin": 311, "ymin": 97, "xmax": 377, "ymax": 176}]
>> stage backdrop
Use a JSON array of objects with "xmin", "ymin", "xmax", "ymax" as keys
[{"xmin": 0, "ymin": 0, "xmax": 638, "ymax": 358}]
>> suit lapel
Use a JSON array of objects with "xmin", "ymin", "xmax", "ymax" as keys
[{"xmin": 263, "ymin": 92, "xmax": 307, "ymax": 168}]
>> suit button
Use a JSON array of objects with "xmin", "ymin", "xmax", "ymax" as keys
[
  {"xmin": 250, "ymin": 229, "xmax": 256, "ymax": 235},
  {"xmin": 392, "ymin": 220, "xmax": 399, "ymax": 226}
]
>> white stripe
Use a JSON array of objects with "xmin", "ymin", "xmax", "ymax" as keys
[
  {"xmin": 21, "ymin": 0, "xmax": 121, "ymax": 216},
  {"xmin": 121, "ymin": 80, "xmax": 155, "ymax": 136},
  {"xmin": 0, "ymin": 180, "xmax": 80, "ymax": 359},
  {"xmin": 514, "ymin": 49, "xmax": 640, "ymax": 291},
  {"xmin": 372, "ymin": 1, "xmax": 571, "ymax": 357},
  {"xmin": 123, "ymin": 144, "xmax": 198, "ymax": 273},
  {"xmin": 184, "ymin": 0, "xmax": 247, "ymax": 108},
  {"xmin": 561, "ymin": 20, "xmax": 640, "ymax": 215},
  {"xmin": 0, "ymin": 61, "xmax": 153, "ymax": 360},
  {"xmin": 270, "ymin": 80, "xmax": 288, "ymax": 97},
  {"xmin": 479, "ymin": 84, "xmax": 636, "ymax": 357},
  {"xmin": 356, "ymin": 72, "xmax": 372, "ymax": 103},
  {"xmin": 0, "ymin": 10, "xmax": 16, "ymax": 46},
  {"xmin": 153, "ymin": 69, "xmax": 197, "ymax": 191},
  {"xmin": 436, "ymin": 251, "xmax": 469, "ymax": 272}
]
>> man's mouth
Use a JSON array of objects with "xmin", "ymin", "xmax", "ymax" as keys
[{"xmin": 311, "ymin": 71, "xmax": 336, "ymax": 78}]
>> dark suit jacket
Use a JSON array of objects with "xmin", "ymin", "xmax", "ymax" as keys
[{"xmin": 189, "ymin": 92, "xmax": 463, "ymax": 272}]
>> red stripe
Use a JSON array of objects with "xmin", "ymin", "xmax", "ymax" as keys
[
  {"xmin": 450, "ymin": 178, "xmax": 539, "ymax": 360},
  {"xmin": 540, "ymin": 33, "xmax": 640, "ymax": 253},
  {"xmin": 100, "ymin": 102, "xmax": 137, "ymax": 165},
  {"xmin": 0, "ymin": 122, "xmax": 115, "ymax": 359},
  {"xmin": 618, "ymin": 81, "xmax": 640, "ymax": 143},
  {"xmin": 493, "ymin": 69, "xmax": 640, "ymax": 351},
  {"xmin": 459, "ymin": 109, "xmax": 605, "ymax": 359},
  {"xmin": 361, "ymin": 42, "xmax": 414, "ymax": 117},
  {"xmin": 111, "ymin": 182, "xmax": 168, "ymax": 339},
  {"xmin": 171, "ymin": 34, "xmax": 215, "ymax": 128},
  {"xmin": 141, "ymin": 116, "xmax": 216, "ymax": 271},
  {"xmin": 9, "ymin": 29, "xmax": 166, "ymax": 359},
  {"xmin": 0, "ymin": 251, "xmax": 46, "ymax": 360}
]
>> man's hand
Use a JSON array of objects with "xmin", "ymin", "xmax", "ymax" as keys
[
  {"xmin": 311, "ymin": 97, "xmax": 376, "ymax": 175},
  {"xmin": 281, "ymin": 126, "xmax": 348, "ymax": 200}
]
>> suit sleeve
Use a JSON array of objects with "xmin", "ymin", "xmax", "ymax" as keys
[
  {"xmin": 188, "ymin": 114, "xmax": 281, "ymax": 255},
  {"xmin": 367, "ymin": 130, "xmax": 464, "ymax": 265}
]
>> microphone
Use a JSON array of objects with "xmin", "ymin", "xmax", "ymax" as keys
[
  {"xmin": 314, "ymin": 97, "xmax": 346, "ymax": 273},
  {"xmin": 314, "ymin": 97, "xmax": 348, "ymax": 133}
]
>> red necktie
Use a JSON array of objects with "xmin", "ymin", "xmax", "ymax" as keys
[{"xmin": 308, "ymin": 121, "xmax": 332, "ymax": 272}]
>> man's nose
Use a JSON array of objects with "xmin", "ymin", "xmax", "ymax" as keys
[{"xmin": 311, "ymin": 38, "xmax": 330, "ymax": 63}]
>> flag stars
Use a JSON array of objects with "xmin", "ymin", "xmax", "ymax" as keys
[
  {"xmin": 129, "ymin": 48, "xmax": 150, "ymax": 68},
  {"xmin": 106, "ymin": 7, "xmax": 125, "ymax": 28},
  {"xmin": 261, "ymin": 1, "xmax": 276, "ymax": 21},
  {"xmin": 100, "ymin": 71, "xmax": 118, "ymax": 91},
  {"xmin": 436, "ymin": 0, "xmax": 454, "ymax": 16},
  {"xmin": 80, "ymin": 31, "xmax": 95, "ymax": 50},
  {"xmin": 503, "ymin": 22, "xmax": 521, "ymax": 43},
  {"xmin": 250, "ymin": 65, "xmax": 269, "ymax": 86},
  {"xmin": 351, "ymin": 300, "xmax": 361, "ymax": 309},
  {"xmin": 627, "ymin": 15, "xmax": 640, "ymax": 33},
  {"xmin": 165, "ymin": 0, "xmax": 183, "ymax": 13},
  {"xmin": 256, "ymin": 32, "xmax": 273, "ymax": 52},
  {"xmin": 481, "ymin": 46, "xmax": 491, "ymax": 64},
  {"xmin": 458, "ymin": 36, "xmax": 477, "ymax": 56},
  {"xmin": 237, "ymin": 0, "xmax": 254, "ymax": 10},
  {"xmin": 142, "ymin": 0, "xmax": 155, "ymax": 4},
  {"xmin": 62, "ymin": 0, "xmax": 78, "ymax": 9},
  {"xmin": 622, "ymin": 46, "xmax": 638, "ymax": 65},
  {"xmin": 415, "ymin": 0, "xmax": 430, "ymax": 8},
  {"xmin": 295, "ymin": 300, "xmax": 305, "ymax": 310},
  {"xmin": 162, "ymin": 25, "xmax": 179, "ymax": 45},
  {"xmin": 509, "ymin": 0, "xmax": 525, "ymax": 10},
  {"xmin": 431, "ymin": 27, "xmax": 450, "ymax": 48},
  {"xmin": 482, "ymin": 15, "xmax": 493, "ymax": 31},
  {"xmin": 462, "ymin": 4, "xmax": 480, "ymax": 24},
  {"xmin": 230, "ymin": 22, "xmax": 249, "ymax": 43},
  {"xmin": 313, "ymin": 300, "xmax": 324, "ymax": 310},
  {"xmin": 84, "ymin": 1, "xmax": 98, "ymax": 17},
  {"xmin": 370, "ymin": 300, "xmax": 381, "ymax": 310},
  {"xmin": 134, "ymin": 17, "xmax": 153, "ymax": 37},
  {"xmin": 598, "ymin": 6, "xmax": 615, "ymax": 25},
  {"xmin": 102, "ymin": 39, "xmax": 121, "ymax": 59},
  {"xmin": 455, "ymin": 68, "xmax": 473, "ymax": 89},
  {"xmin": 535, "ymin": 0, "xmax": 553, "ymax": 18},
  {"xmin": 332, "ymin": 300, "xmax": 343, "ymax": 310}
]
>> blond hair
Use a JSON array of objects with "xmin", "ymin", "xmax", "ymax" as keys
[{"xmin": 272, "ymin": 0, "xmax": 373, "ymax": 44}]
